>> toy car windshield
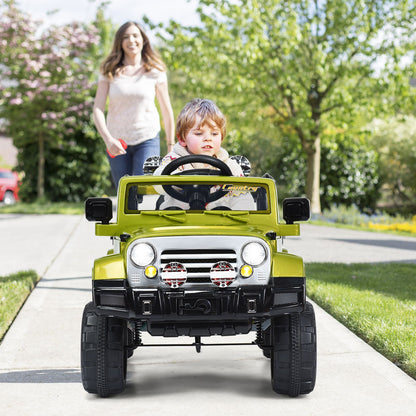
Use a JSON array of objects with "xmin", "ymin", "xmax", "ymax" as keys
[{"xmin": 124, "ymin": 179, "xmax": 269, "ymax": 212}]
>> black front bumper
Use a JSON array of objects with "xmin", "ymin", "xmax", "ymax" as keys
[{"xmin": 93, "ymin": 277, "xmax": 306, "ymax": 323}]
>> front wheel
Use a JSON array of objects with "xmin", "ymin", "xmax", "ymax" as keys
[
  {"xmin": 80, "ymin": 302, "xmax": 127, "ymax": 397},
  {"xmin": 270, "ymin": 302, "xmax": 317, "ymax": 396},
  {"xmin": 3, "ymin": 190, "xmax": 16, "ymax": 205}
]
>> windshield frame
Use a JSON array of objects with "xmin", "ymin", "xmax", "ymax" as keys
[{"xmin": 123, "ymin": 176, "xmax": 271, "ymax": 214}]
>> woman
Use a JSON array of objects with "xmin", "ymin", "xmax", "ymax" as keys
[{"xmin": 93, "ymin": 21, "xmax": 175, "ymax": 188}]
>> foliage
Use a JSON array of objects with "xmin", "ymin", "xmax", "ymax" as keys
[
  {"xmin": 0, "ymin": 0, "xmax": 110, "ymax": 202},
  {"xmin": 317, "ymin": 203, "xmax": 380, "ymax": 226},
  {"xmin": 0, "ymin": 270, "xmax": 39, "ymax": 341},
  {"xmin": 313, "ymin": 204, "xmax": 416, "ymax": 236},
  {"xmin": 307, "ymin": 263, "xmax": 416, "ymax": 379},
  {"xmin": 159, "ymin": 0, "xmax": 416, "ymax": 213},
  {"xmin": 320, "ymin": 135, "xmax": 380, "ymax": 212},
  {"xmin": 237, "ymin": 132, "xmax": 379, "ymax": 211},
  {"xmin": 368, "ymin": 116, "xmax": 416, "ymax": 209}
]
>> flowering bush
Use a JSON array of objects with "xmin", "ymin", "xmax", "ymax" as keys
[
  {"xmin": 368, "ymin": 216, "xmax": 416, "ymax": 234},
  {"xmin": 316, "ymin": 205, "xmax": 416, "ymax": 235},
  {"xmin": 0, "ymin": 0, "xmax": 110, "ymax": 201}
]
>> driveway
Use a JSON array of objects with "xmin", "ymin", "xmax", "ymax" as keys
[
  {"xmin": 284, "ymin": 223, "xmax": 416, "ymax": 264},
  {"xmin": 0, "ymin": 217, "xmax": 415, "ymax": 416}
]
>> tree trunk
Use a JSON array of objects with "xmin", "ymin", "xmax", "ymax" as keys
[
  {"xmin": 305, "ymin": 137, "xmax": 321, "ymax": 214},
  {"xmin": 37, "ymin": 134, "xmax": 45, "ymax": 199}
]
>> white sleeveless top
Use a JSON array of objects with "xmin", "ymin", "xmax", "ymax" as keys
[{"xmin": 99, "ymin": 69, "xmax": 167, "ymax": 145}]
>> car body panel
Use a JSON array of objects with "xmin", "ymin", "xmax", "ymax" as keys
[{"xmin": 0, "ymin": 168, "xmax": 19, "ymax": 204}]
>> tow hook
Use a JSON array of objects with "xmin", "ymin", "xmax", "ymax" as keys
[{"xmin": 193, "ymin": 336, "xmax": 202, "ymax": 353}]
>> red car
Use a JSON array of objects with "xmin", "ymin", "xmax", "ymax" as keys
[{"xmin": 0, "ymin": 168, "xmax": 19, "ymax": 205}]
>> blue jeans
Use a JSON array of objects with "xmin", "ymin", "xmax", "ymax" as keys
[{"xmin": 107, "ymin": 134, "xmax": 160, "ymax": 189}]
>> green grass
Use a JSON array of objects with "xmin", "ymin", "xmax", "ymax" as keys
[
  {"xmin": 0, "ymin": 270, "xmax": 39, "ymax": 341},
  {"xmin": 0, "ymin": 201, "xmax": 84, "ymax": 215},
  {"xmin": 306, "ymin": 262, "xmax": 416, "ymax": 379}
]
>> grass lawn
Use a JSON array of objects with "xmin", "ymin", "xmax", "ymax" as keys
[
  {"xmin": 0, "ymin": 270, "xmax": 39, "ymax": 341},
  {"xmin": 306, "ymin": 262, "xmax": 416, "ymax": 379},
  {"xmin": 0, "ymin": 201, "xmax": 84, "ymax": 215}
]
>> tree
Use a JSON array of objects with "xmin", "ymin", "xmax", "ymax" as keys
[
  {"xmin": 0, "ymin": 0, "xmax": 110, "ymax": 201},
  {"xmin": 236, "ymin": 129, "xmax": 380, "ymax": 212},
  {"xmin": 160, "ymin": 0, "xmax": 416, "ymax": 213},
  {"xmin": 369, "ymin": 116, "xmax": 416, "ymax": 212}
]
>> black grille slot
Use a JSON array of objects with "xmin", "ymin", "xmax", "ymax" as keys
[{"xmin": 160, "ymin": 249, "xmax": 237, "ymax": 284}]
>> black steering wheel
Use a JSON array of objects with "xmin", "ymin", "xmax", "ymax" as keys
[{"xmin": 161, "ymin": 155, "xmax": 232, "ymax": 210}]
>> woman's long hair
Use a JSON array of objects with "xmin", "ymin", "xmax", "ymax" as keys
[{"xmin": 100, "ymin": 21, "xmax": 166, "ymax": 79}]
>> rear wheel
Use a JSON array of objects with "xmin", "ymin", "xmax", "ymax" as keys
[
  {"xmin": 270, "ymin": 302, "xmax": 317, "ymax": 396},
  {"xmin": 81, "ymin": 302, "xmax": 127, "ymax": 397}
]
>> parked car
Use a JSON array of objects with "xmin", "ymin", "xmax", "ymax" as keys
[
  {"xmin": 82, "ymin": 155, "xmax": 316, "ymax": 398},
  {"xmin": 0, "ymin": 168, "xmax": 19, "ymax": 205}
]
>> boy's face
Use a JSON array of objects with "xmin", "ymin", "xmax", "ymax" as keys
[{"xmin": 178, "ymin": 116, "xmax": 222, "ymax": 157}]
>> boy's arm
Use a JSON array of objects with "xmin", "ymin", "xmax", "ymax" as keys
[{"xmin": 153, "ymin": 154, "xmax": 178, "ymax": 176}]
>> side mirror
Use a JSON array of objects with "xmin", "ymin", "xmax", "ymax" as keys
[
  {"xmin": 85, "ymin": 197, "xmax": 113, "ymax": 224},
  {"xmin": 143, "ymin": 156, "xmax": 162, "ymax": 175},
  {"xmin": 283, "ymin": 197, "xmax": 310, "ymax": 224},
  {"xmin": 230, "ymin": 155, "xmax": 251, "ymax": 177}
]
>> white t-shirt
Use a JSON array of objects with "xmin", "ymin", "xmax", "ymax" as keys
[{"xmin": 99, "ymin": 69, "xmax": 167, "ymax": 145}]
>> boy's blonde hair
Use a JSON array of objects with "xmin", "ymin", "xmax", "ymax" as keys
[{"xmin": 176, "ymin": 98, "xmax": 227, "ymax": 141}]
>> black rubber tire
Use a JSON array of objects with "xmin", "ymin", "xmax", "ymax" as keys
[
  {"xmin": 262, "ymin": 327, "xmax": 272, "ymax": 359},
  {"xmin": 3, "ymin": 190, "xmax": 16, "ymax": 205},
  {"xmin": 80, "ymin": 302, "xmax": 127, "ymax": 397},
  {"xmin": 270, "ymin": 302, "xmax": 317, "ymax": 396}
]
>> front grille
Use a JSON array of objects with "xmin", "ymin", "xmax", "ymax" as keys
[
  {"xmin": 160, "ymin": 249, "xmax": 237, "ymax": 284},
  {"xmin": 126, "ymin": 236, "xmax": 270, "ymax": 288}
]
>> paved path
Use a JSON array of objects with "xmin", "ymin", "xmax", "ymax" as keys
[
  {"xmin": 284, "ymin": 223, "xmax": 416, "ymax": 264},
  {"xmin": 0, "ymin": 216, "xmax": 415, "ymax": 415}
]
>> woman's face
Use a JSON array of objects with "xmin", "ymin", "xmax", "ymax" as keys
[{"xmin": 121, "ymin": 25, "xmax": 143, "ymax": 59}]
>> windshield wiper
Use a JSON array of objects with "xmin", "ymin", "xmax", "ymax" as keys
[
  {"xmin": 204, "ymin": 211, "xmax": 249, "ymax": 223},
  {"xmin": 142, "ymin": 211, "xmax": 187, "ymax": 223}
]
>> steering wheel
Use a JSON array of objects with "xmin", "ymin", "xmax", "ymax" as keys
[{"xmin": 161, "ymin": 155, "xmax": 232, "ymax": 209}]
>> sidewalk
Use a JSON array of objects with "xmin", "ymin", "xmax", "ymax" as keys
[{"xmin": 0, "ymin": 215, "xmax": 415, "ymax": 415}]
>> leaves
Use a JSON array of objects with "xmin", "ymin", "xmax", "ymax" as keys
[
  {"xmin": 0, "ymin": 0, "xmax": 110, "ymax": 201},
  {"xmin": 159, "ymin": 0, "xmax": 416, "ymax": 212}
]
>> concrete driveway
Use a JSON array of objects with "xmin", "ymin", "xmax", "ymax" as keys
[{"xmin": 0, "ymin": 216, "xmax": 415, "ymax": 415}]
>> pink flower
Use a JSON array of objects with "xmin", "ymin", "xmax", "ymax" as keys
[{"xmin": 10, "ymin": 97, "xmax": 23, "ymax": 105}]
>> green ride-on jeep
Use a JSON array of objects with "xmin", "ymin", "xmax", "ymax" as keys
[{"xmin": 81, "ymin": 155, "xmax": 316, "ymax": 398}]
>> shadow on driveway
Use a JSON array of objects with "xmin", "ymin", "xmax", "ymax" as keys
[{"xmin": 329, "ymin": 238, "xmax": 416, "ymax": 252}]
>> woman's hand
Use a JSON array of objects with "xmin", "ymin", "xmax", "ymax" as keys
[{"xmin": 106, "ymin": 138, "xmax": 127, "ymax": 157}]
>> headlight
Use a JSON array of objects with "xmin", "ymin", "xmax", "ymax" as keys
[
  {"xmin": 242, "ymin": 242, "xmax": 266, "ymax": 266},
  {"xmin": 130, "ymin": 243, "xmax": 155, "ymax": 267}
]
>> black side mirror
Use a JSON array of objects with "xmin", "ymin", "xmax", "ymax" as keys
[
  {"xmin": 283, "ymin": 197, "xmax": 310, "ymax": 224},
  {"xmin": 85, "ymin": 197, "xmax": 113, "ymax": 224}
]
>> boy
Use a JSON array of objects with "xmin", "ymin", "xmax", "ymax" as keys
[
  {"xmin": 154, "ymin": 98, "xmax": 255, "ymax": 210},
  {"xmin": 154, "ymin": 98, "xmax": 244, "ymax": 176}
]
